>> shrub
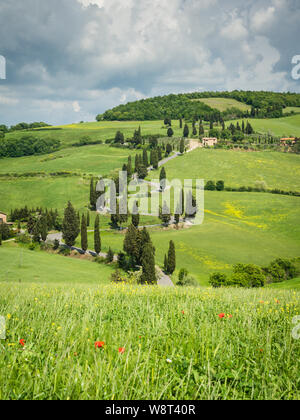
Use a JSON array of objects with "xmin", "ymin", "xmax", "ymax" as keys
[
  {"xmin": 59, "ymin": 247, "xmax": 71, "ymax": 256},
  {"xmin": 216, "ymin": 180, "xmax": 225, "ymax": 191},
  {"xmin": 106, "ymin": 248, "xmax": 114, "ymax": 263},
  {"xmin": 205, "ymin": 181, "xmax": 216, "ymax": 191},
  {"xmin": 53, "ymin": 239, "xmax": 60, "ymax": 250},
  {"xmin": 28, "ymin": 243, "xmax": 36, "ymax": 251},
  {"xmin": 178, "ymin": 268, "xmax": 188, "ymax": 282},
  {"xmin": 177, "ymin": 275, "xmax": 198, "ymax": 287},
  {"xmin": 15, "ymin": 233, "xmax": 31, "ymax": 244},
  {"xmin": 229, "ymin": 264, "xmax": 265, "ymax": 288},
  {"xmin": 209, "ymin": 273, "xmax": 228, "ymax": 288}
]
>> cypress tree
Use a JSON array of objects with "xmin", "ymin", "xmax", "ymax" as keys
[
  {"xmin": 81, "ymin": 214, "xmax": 88, "ymax": 252},
  {"xmin": 183, "ymin": 124, "xmax": 189, "ymax": 138},
  {"xmin": 32, "ymin": 219, "xmax": 41, "ymax": 243},
  {"xmin": 152, "ymin": 150, "xmax": 159, "ymax": 169},
  {"xmin": 62, "ymin": 201, "xmax": 80, "ymax": 247},
  {"xmin": 123, "ymin": 224, "xmax": 139, "ymax": 263},
  {"xmin": 90, "ymin": 178, "xmax": 96, "ymax": 210},
  {"xmin": 106, "ymin": 247, "xmax": 114, "ymax": 263},
  {"xmin": 164, "ymin": 254, "xmax": 168, "ymax": 272},
  {"xmin": 180, "ymin": 139, "xmax": 185, "ymax": 154},
  {"xmin": 86, "ymin": 211, "xmax": 90, "ymax": 227},
  {"xmin": 127, "ymin": 155, "xmax": 132, "ymax": 177},
  {"xmin": 143, "ymin": 149, "xmax": 149, "ymax": 167},
  {"xmin": 94, "ymin": 214, "xmax": 101, "ymax": 254},
  {"xmin": 40, "ymin": 214, "xmax": 48, "ymax": 242},
  {"xmin": 132, "ymin": 201, "xmax": 140, "ymax": 228},
  {"xmin": 159, "ymin": 167, "xmax": 167, "ymax": 192},
  {"xmin": 141, "ymin": 242, "xmax": 156, "ymax": 284},
  {"xmin": 179, "ymin": 118, "xmax": 183, "ymax": 129},
  {"xmin": 167, "ymin": 240, "xmax": 176, "ymax": 274}
]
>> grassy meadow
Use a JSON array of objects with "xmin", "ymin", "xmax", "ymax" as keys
[
  {"xmin": 191, "ymin": 97, "xmax": 251, "ymax": 112},
  {"xmin": 70, "ymin": 191, "xmax": 300, "ymax": 284},
  {"xmin": 0, "ymin": 281, "xmax": 299, "ymax": 400},
  {"xmin": 148, "ymin": 148, "xmax": 300, "ymax": 191},
  {"xmin": 0, "ymin": 242, "xmax": 114, "ymax": 285},
  {"xmin": 227, "ymin": 114, "xmax": 300, "ymax": 137}
]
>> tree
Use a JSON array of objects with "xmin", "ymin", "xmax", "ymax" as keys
[
  {"xmin": 166, "ymin": 241, "xmax": 176, "ymax": 274},
  {"xmin": 164, "ymin": 254, "xmax": 168, "ymax": 272},
  {"xmin": 94, "ymin": 215, "xmax": 101, "ymax": 254},
  {"xmin": 114, "ymin": 131, "xmax": 125, "ymax": 144},
  {"xmin": 205, "ymin": 181, "xmax": 216, "ymax": 191},
  {"xmin": 132, "ymin": 201, "xmax": 140, "ymax": 228},
  {"xmin": 216, "ymin": 180, "xmax": 225, "ymax": 191},
  {"xmin": 62, "ymin": 201, "xmax": 80, "ymax": 247},
  {"xmin": 193, "ymin": 126, "xmax": 197, "ymax": 136},
  {"xmin": 160, "ymin": 201, "xmax": 171, "ymax": 226},
  {"xmin": 159, "ymin": 167, "xmax": 167, "ymax": 192},
  {"xmin": 141, "ymin": 242, "xmax": 156, "ymax": 284},
  {"xmin": 167, "ymin": 128, "xmax": 174, "ymax": 138},
  {"xmin": 166, "ymin": 144, "xmax": 172, "ymax": 155},
  {"xmin": 90, "ymin": 178, "xmax": 97, "ymax": 210},
  {"xmin": 180, "ymin": 139, "xmax": 185, "ymax": 154},
  {"xmin": 123, "ymin": 224, "xmax": 139, "ymax": 264},
  {"xmin": 86, "ymin": 211, "xmax": 90, "ymax": 227},
  {"xmin": 127, "ymin": 155, "xmax": 133, "ymax": 177},
  {"xmin": 142, "ymin": 149, "xmax": 149, "ymax": 167},
  {"xmin": 183, "ymin": 124, "xmax": 189, "ymax": 138},
  {"xmin": 152, "ymin": 150, "xmax": 159, "ymax": 169},
  {"xmin": 137, "ymin": 164, "xmax": 148, "ymax": 180},
  {"xmin": 81, "ymin": 214, "xmax": 88, "ymax": 252},
  {"xmin": 199, "ymin": 124, "xmax": 205, "ymax": 136},
  {"xmin": 179, "ymin": 118, "xmax": 183, "ymax": 129},
  {"xmin": 106, "ymin": 248, "xmax": 114, "ymax": 263},
  {"xmin": 32, "ymin": 219, "xmax": 41, "ymax": 243},
  {"xmin": 40, "ymin": 214, "xmax": 48, "ymax": 242}
]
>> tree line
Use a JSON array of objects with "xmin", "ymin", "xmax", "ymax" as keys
[{"xmin": 0, "ymin": 135, "xmax": 60, "ymax": 158}]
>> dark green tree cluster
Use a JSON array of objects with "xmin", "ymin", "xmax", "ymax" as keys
[
  {"xmin": 0, "ymin": 135, "xmax": 60, "ymax": 158},
  {"xmin": 121, "ymin": 225, "xmax": 156, "ymax": 284}
]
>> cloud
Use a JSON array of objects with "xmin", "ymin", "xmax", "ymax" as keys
[{"xmin": 0, "ymin": 0, "xmax": 299, "ymax": 125}]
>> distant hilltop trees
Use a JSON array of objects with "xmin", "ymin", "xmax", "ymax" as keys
[{"xmin": 96, "ymin": 91, "xmax": 300, "ymax": 122}]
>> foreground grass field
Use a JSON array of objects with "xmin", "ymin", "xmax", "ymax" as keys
[
  {"xmin": 148, "ymin": 148, "xmax": 300, "ymax": 191},
  {"xmin": 0, "ymin": 282, "xmax": 299, "ymax": 400}
]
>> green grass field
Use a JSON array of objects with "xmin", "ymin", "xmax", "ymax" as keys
[
  {"xmin": 0, "ymin": 144, "xmax": 135, "ymax": 176},
  {"xmin": 5, "ymin": 121, "xmax": 183, "ymax": 148},
  {"xmin": 149, "ymin": 148, "xmax": 300, "ymax": 191},
  {"xmin": 227, "ymin": 114, "xmax": 300, "ymax": 137},
  {"xmin": 191, "ymin": 97, "xmax": 251, "ymax": 112},
  {"xmin": 283, "ymin": 107, "xmax": 300, "ymax": 114},
  {"xmin": 0, "ymin": 281, "xmax": 299, "ymax": 400},
  {"xmin": 70, "ymin": 192, "xmax": 300, "ymax": 284},
  {"xmin": 0, "ymin": 242, "xmax": 114, "ymax": 284}
]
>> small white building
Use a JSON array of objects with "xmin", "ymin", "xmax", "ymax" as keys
[{"xmin": 202, "ymin": 138, "xmax": 218, "ymax": 147}]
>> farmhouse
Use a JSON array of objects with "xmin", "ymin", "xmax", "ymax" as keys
[
  {"xmin": 0, "ymin": 212, "xmax": 7, "ymax": 224},
  {"xmin": 280, "ymin": 137, "xmax": 297, "ymax": 146},
  {"xmin": 202, "ymin": 137, "xmax": 218, "ymax": 147}
]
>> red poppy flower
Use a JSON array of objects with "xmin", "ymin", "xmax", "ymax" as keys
[
  {"xmin": 94, "ymin": 341, "xmax": 105, "ymax": 349},
  {"xmin": 119, "ymin": 347, "xmax": 125, "ymax": 354},
  {"xmin": 228, "ymin": 314, "xmax": 233, "ymax": 318},
  {"xmin": 181, "ymin": 311, "xmax": 185, "ymax": 315},
  {"xmin": 218, "ymin": 313, "xmax": 225, "ymax": 319},
  {"xmin": 19, "ymin": 339, "xmax": 25, "ymax": 347}
]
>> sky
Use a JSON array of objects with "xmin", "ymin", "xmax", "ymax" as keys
[{"xmin": 0, "ymin": 0, "xmax": 299, "ymax": 126}]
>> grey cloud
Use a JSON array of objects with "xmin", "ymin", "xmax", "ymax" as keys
[{"xmin": 0, "ymin": 0, "xmax": 299, "ymax": 125}]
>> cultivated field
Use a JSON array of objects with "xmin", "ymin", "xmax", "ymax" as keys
[{"xmin": 0, "ymin": 281, "xmax": 299, "ymax": 400}]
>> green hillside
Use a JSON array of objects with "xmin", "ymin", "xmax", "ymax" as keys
[
  {"xmin": 192, "ymin": 97, "xmax": 251, "ymax": 112},
  {"xmin": 226, "ymin": 114, "xmax": 300, "ymax": 137},
  {"xmin": 148, "ymin": 148, "xmax": 300, "ymax": 191},
  {"xmin": 0, "ymin": 242, "xmax": 114, "ymax": 284}
]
